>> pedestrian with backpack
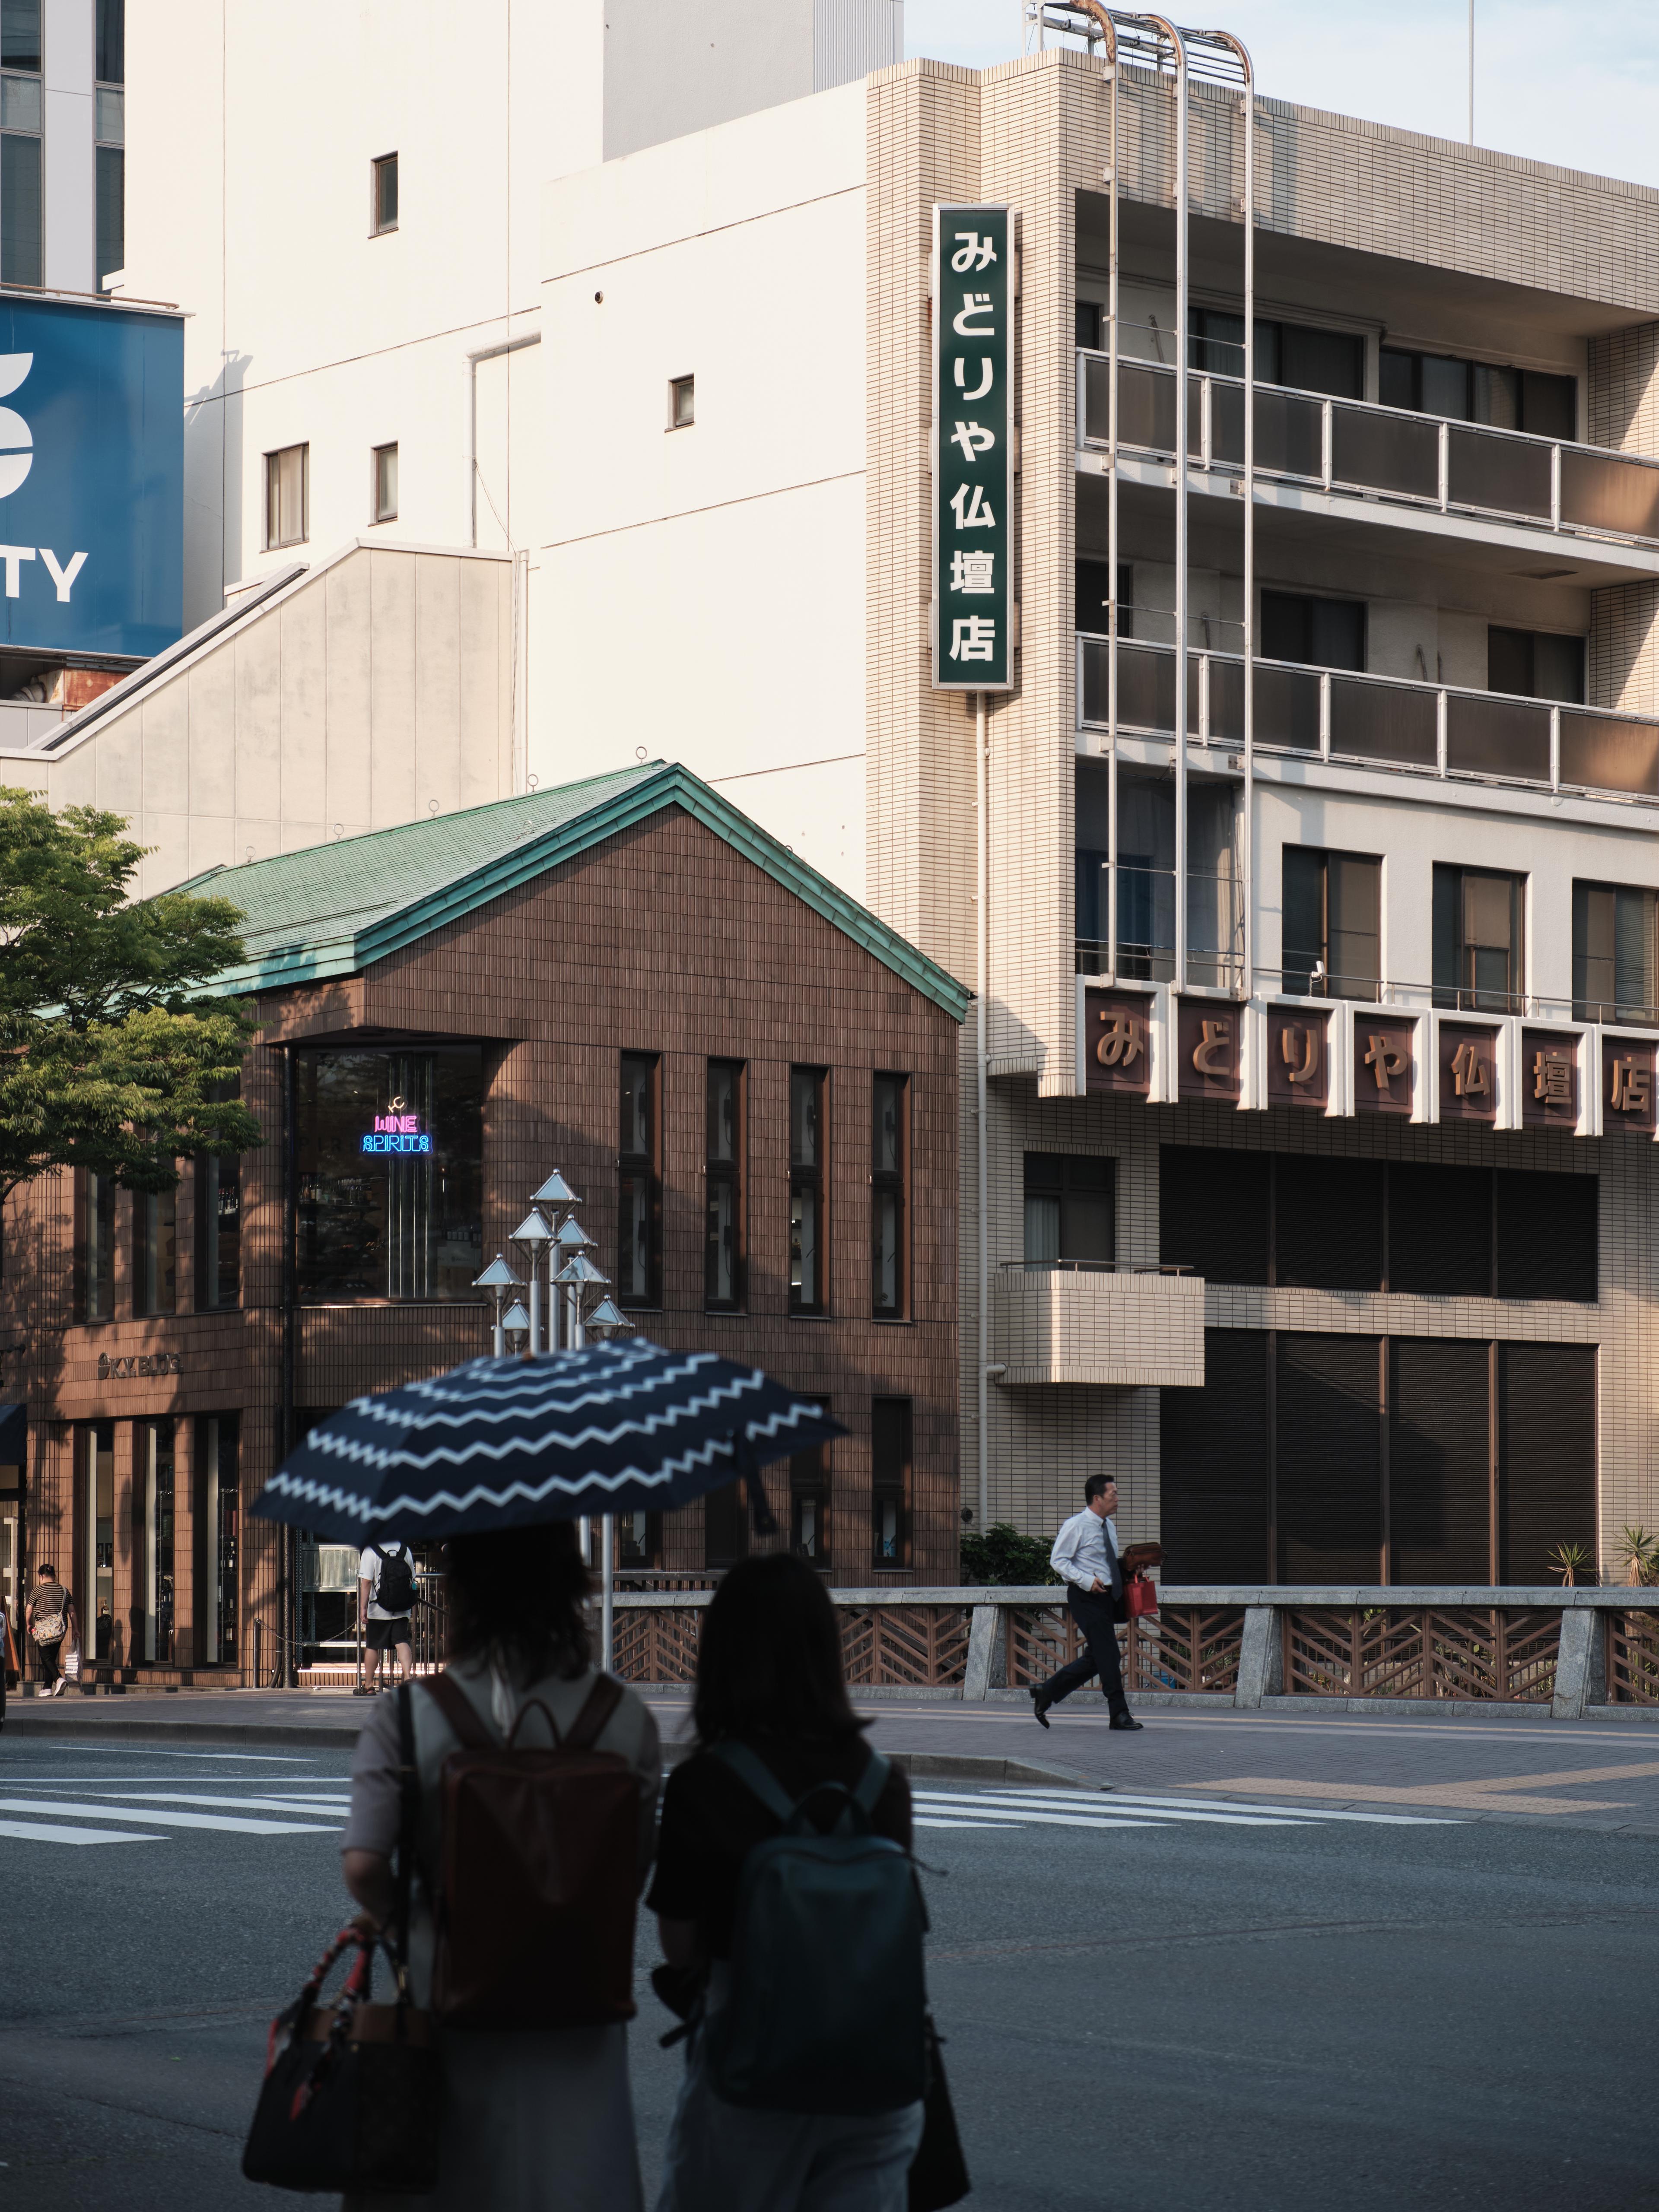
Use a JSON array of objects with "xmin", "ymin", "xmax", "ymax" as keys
[
  {"xmin": 337, "ymin": 1520, "xmax": 661, "ymax": 2211},
  {"xmin": 649, "ymin": 1552, "xmax": 930, "ymax": 2212},
  {"xmin": 356, "ymin": 1539, "xmax": 418, "ymax": 1694}
]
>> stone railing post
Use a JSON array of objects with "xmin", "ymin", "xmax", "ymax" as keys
[
  {"xmin": 1234, "ymin": 1604, "xmax": 1281, "ymax": 1707},
  {"xmin": 1551, "ymin": 1605, "xmax": 1597, "ymax": 1720},
  {"xmin": 963, "ymin": 1603, "xmax": 999, "ymax": 1702}
]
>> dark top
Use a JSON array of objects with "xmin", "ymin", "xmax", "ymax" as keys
[
  {"xmin": 30, "ymin": 1582, "xmax": 67, "ymax": 1628},
  {"xmin": 647, "ymin": 1733, "xmax": 913, "ymax": 1960}
]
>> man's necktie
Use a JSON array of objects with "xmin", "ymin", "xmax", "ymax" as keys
[{"xmin": 1104, "ymin": 1527, "xmax": 1122, "ymax": 1600}]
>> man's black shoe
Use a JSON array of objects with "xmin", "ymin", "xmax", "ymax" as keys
[
  {"xmin": 1029, "ymin": 1687, "xmax": 1051, "ymax": 1730},
  {"xmin": 1109, "ymin": 1711, "xmax": 1144, "ymax": 1731}
]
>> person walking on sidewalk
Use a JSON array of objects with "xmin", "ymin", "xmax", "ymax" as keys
[
  {"xmin": 1030, "ymin": 1476, "xmax": 1144, "ymax": 1733},
  {"xmin": 356, "ymin": 1539, "xmax": 416, "ymax": 1694},
  {"xmin": 25, "ymin": 1564, "xmax": 76, "ymax": 1698}
]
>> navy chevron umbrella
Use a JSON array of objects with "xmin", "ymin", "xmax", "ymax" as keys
[{"xmin": 253, "ymin": 1342, "xmax": 847, "ymax": 1544}]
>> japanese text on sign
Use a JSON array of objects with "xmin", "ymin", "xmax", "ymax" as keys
[{"xmin": 934, "ymin": 204, "xmax": 1013, "ymax": 692}]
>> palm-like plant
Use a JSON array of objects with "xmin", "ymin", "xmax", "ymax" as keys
[
  {"xmin": 1618, "ymin": 1527, "xmax": 1659, "ymax": 1587},
  {"xmin": 1549, "ymin": 1540, "xmax": 1594, "ymax": 1587}
]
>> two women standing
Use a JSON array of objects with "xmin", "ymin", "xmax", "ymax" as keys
[{"xmin": 334, "ymin": 1543, "xmax": 934, "ymax": 2212}]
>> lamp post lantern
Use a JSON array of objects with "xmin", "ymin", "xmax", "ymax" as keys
[
  {"xmin": 472, "ymin": 1254, "xmax": 524, "ymax": 1356},
  {"xmin": 508, "ymin": 1208, "xmax": 554, "ymax": 1352}
]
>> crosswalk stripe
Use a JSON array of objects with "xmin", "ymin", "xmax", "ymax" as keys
[
  {"xmin": 913, "ymin": 1793, "xmax": 1296, "ymax": 1829},
  {"xmin": 0, "ymin": 1796, "xmax": 336, "ymax": 1836},
  {"xmin": 913, "ymin": 1817, "xmax": 1025, "ymax": 1830},
  {"xmin": 980, "ymin": 1789, "xmax": 1462, "ymax": 1827},
  {"xmin": 74, "ymin": 1792, "xmax": 350, "ymax": 1815},
  {"xmin": 0, "ymin": 1816, "xmax": 162, "ymax": 1846}
]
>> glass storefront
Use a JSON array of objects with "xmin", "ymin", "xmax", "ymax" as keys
[
  {"xmin": 200, "ymin": 1413, "xmax": 239, "ymax": 1664},
  {"xmin": 83, "ymin": 1420, "xmax": 114, "ymax": 1661},
  {"xmin": 296, "ymin": 1047, "xmax": 483, "ymax": 1301}
]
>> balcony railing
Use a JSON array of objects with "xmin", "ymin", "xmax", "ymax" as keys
[
  {"xmin": 1078, "ymin": 347, "xmax": 1659, "ymax": 552},
  {"xmin": 1078, "ymin": 632, "xmax": 1659, "ymax": 803}
]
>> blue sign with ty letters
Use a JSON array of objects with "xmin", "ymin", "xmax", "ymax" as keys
[{"xmin": 0, "ymin": 297, "xmax": 182, "ymax": 658}]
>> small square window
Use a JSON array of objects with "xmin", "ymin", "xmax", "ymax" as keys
[
  {"xmin": 265, "ymin": 443, "xmax": 308, "ymax": 550},
  {"xmin": 372, "ymin": 152, "xmax": 398, "ymax": 236},
  {"xmin": 669, "ymin": 374, "xmax": 695, "ymax": 429},
  {"xmin": 372, "ymin": 441, "xmax": 397, "ymax": 523}
]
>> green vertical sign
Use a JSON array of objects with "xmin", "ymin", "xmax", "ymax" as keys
[{"xmin": 933, "ymin": 202, "xmax": 1013, "ymax": 693}]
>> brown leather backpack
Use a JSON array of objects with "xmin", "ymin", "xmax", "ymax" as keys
[{"xmin": 422, "ymin": 1671, "xmax": 642, "ymax": 2031}]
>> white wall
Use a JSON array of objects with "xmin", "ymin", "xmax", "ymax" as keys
[
  {"xmin": 536, "ymin": 83, "xmax": 868, "ymax": 895},
  {"xmin": 43, "ymin": 0, "xmax": 94, "ymax": 295}
]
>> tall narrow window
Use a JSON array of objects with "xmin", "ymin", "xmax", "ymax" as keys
[
  {"xmin": 1281, "ymin": 847, "xmax": 1382, "ymax": 1000},
  {"xmin": 791, "ymin": 1401, "xmax": 831, "ymax": 1568},
  {"xmin": 94, "ymin": 0, "xmax": 124, "ymax": 288},
  {"xmin": 1433, "ymin": 865, "xmax": 1526, "ymax": 1014},
  {"xmin": 1573, "ymin": 880, "xmax": 1657, "ymax": 1025},
  {"xmin": 789, "ymin": 1066, "xmax": 827, "ymax": 1315},
  {"xmin": 703, "ymin": 1480, "xmax": 748, "ymax": 1569},
  {"xmin": 265, "ymin": 444, "xmax": 308, "ymax": 549},
  {"xmin": 705, "ymin": 1059, "xmax": 744, "ymax": 1311},
  {"xmin": 82, "ymin": 1419, "xmax": 115, "ymax": 1661},
  {"xmin": 1, "ymin": 121, "xmax": 40, "ymax": 288},
  {"xmin": 371, "ymin": 152, "xmax": 398, "ymax": 235},
  {"xmin": 617, "ymin": 1511, "xmax": 658, "ymax": 1569},
  {"xmin": 669, "ymin": 374, "xmax": 695, "ymax": 428},
  {"xmin": 871, "ymin": 1074, "xmax": 908, "ymax": 1318},
  {"xmin": 871, "ymin": 1397, "xmax": 912, "ymax": 1568},
  {"xmin": 79, "ymin": 1172, "xmax": 116, "ymax": 1321},
  {"xmin": 372, "ymin": 442, "xmax": 398, "ymax": 523},
  {"xmin": 199, "ymin": 1413, "xmax": 238, "ymax": 1664},
  {"xmin": 618, "ymin": 1053, "xmax": 661, "ymax": 1308},
  {"xmin": 134, "ymin": 1186, "xmax": 176, "ymax": 1316},
  {"xmin": 142, "ymin": 1420, "xmax": 175, "ymax": 1663},
  {"xmin": 195, "ymin": 1143, "xmax": 241, "ymax": 1310}
]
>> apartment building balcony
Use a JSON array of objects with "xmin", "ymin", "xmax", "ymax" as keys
[
  {"xmin": 1076, "ymin": 631, "xmax": 1659, "ymax": 808},
  {"xmin": 1076, "ymin": 349, "xmax": 1659, "ymax": 578},
  {"xmin": 992, "ymin": 1259, "xmax": 1205, "ymax": 1387}
]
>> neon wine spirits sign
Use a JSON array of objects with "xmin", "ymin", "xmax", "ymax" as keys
[{"xmin": 361, "ymin": 1098, "xmax": 432, "ymax": 1155}]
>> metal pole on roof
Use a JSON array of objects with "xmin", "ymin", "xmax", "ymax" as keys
[{"xmin": 1468, "ymin": 0, "xmax": 1474, "ymax": 146}]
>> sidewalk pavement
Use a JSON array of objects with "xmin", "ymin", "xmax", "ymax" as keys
[{"xmin": 10, "ymin": 1684, "xmax": 1659, "ymax": 1834}]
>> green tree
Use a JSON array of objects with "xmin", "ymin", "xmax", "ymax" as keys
[{"xmin": 0, "ymin": 788, "xmax": 262, "ymax": 1202}]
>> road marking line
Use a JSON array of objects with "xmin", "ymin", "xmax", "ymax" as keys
[
  {"xmin": 0, "ymin": 1816, "xmax": 161, "ymax": 1846},
  {"xmin": 78, "ymin": 1792, "xmax": 351, "ymax": 1815},
  {"xmin": 1201, "ymin": 1776, "xmax": 1636, "ymax": 1815},
  {"xmin": 915, "ymin": 1796, "xmax": 1299, "ymax": 1830},
  {"xmin": 953, "ymin": 1790, "xmax": 1462, "ymax": 1827},
  {"xmin": 913, "ymin": 1817, "xmax": 1026, "ymax": 1830},
  {"xmin": 0, "ymin": 1796, "xmax": 337, "ymax": 1836}
]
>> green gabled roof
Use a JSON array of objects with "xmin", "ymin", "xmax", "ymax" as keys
[{"xmin": 179, "ymin": 761, "xmax": 971, "ymax": 1020}]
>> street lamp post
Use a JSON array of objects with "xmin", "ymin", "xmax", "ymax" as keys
[
  {"xmin": 509, "ymin": 1209, "xmax": 554, "ymax": 1353},
  {"xmin": 471, "ymin": 1254, "xmax": 524, "ymax": 1355}
]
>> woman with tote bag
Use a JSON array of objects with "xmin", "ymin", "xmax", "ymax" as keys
[{"xmin": 336, "ymin": 1521, "xmax": 661, "ymax": 2212}]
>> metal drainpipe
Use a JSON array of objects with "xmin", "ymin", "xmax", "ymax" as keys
[{"xmin": 976, "ymin": 690, "xmax": 990, "ymax": 1534}]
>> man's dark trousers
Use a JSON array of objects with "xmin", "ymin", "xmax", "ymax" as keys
[{"xmin": 1038, "ymin": 1586, "xmax": 1128, "ymax": 1714}]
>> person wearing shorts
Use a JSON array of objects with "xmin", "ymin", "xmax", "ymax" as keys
[{"xmin": 356, "ymin": 1542, "xmax": 415, "ymax": 1694}]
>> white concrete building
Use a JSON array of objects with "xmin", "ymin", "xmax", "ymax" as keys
[
  {"xmin": 46, "ymin": 4, "xmax": 1659, "ymax": 1585},
  {"xmin": 0, "ymin": 0, "xmax": 125, "ymax": 297}
]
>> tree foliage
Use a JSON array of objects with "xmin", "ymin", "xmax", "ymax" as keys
[
  {"xmin": 960, "ymin": 1521, "xmax": 1058, "ymax": 1586},
  {"xmin": 0, "ymin": 788, "xmax": 262, "ymax": 1201}
]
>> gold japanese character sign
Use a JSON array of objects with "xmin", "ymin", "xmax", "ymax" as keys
[
  {"xmin": 1602, "ymin": 1036, "xmax": 1657, "ymax": 1137},
  {"xmin": 1353, "ymin": 1017, "xmax": 1415, "ymax": 1115},
  {"xmin": 1438, "ymin": 1022, "xmax": 1498, "ymax": 1124},
  {"xmin": 1266, "ymin": 1008, "xmax": 1329, "ymax": 1109},
  {"xmin": 933, "ymin": 204, "xmax": 1013, "ymax": 692},
  {"xmin": 1522, "ymin": 1029, "xmax": 1579, "ymax": 1129},
  {"xmin": 1084, "ymin": 988, "xmax": 1151, "ymax": 1096},
  {"xmin": 1178, "ymin": 1001, "xmax": 1239, "ymax": 1102}
]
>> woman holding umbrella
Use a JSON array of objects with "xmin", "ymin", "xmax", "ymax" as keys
[{"xmin": 337, "ymin": 1518, "xmax": 661, "ymax": 2211}]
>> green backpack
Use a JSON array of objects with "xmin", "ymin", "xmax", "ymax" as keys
[{"xmin": 704, "ymin": 1742, "xmax": 929, "ymax": 2116}]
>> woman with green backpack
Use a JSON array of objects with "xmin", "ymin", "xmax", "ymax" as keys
[{"xmin": 649, "ymin": 1553, "xmax": 930, "ymax": 2212}]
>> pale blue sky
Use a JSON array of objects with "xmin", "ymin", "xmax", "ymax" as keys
[{"xmin": 904, "ymin": 3, "xmax": 1659, "ymax": 191}]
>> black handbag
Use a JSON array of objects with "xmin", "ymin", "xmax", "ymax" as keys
[
  {"xmin": 908, "ymin": 2014, "xmax": 971, "ymax": 2210},
  {"xmin": 243, "ymin": 1685, "xmax": 441, "ymax": 2193}
]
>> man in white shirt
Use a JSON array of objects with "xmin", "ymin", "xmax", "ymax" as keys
[
  {"xmin": 356, "ymin": 1541, "xmax": 416, "ymax": 1695},
  {"xmin": 1030, "ymin": 1474, "xmax": 1144, "ymax": 1732}
]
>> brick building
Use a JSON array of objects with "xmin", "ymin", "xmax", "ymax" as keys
[{"xmin": 0, "ymin": 762, "xmax": 966, "ymax": 1684}]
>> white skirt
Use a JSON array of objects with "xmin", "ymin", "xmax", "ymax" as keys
[{"xmin": 344, "ymin": 2021, "xmax": 643, "ymax": 2212}]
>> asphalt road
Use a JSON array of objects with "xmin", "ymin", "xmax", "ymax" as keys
[{"xmin": 4, "ymin": 1734, "xmax": 1658, "ymax": 2211}]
